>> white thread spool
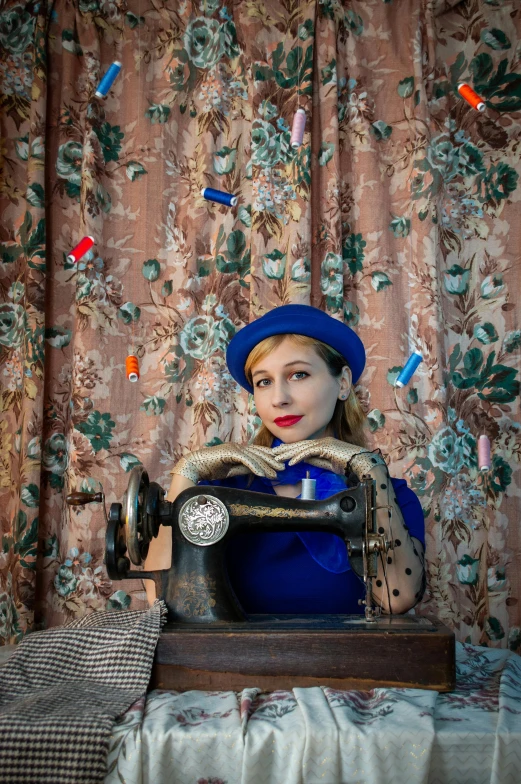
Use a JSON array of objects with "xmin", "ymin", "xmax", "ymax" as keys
[
  {"xmin": 290, "ymin": 108, "xmax": 306, "ymax": 149},
  {"xmin": 301, "ymin": 470, "xmax": 316, "ymax": 500}
]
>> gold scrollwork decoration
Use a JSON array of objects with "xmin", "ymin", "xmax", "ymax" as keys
[
  {"xmin": 172, "ymin": 572, "xmax": 217, "ymax": 617},
  {"xmin": 229, "ymin": 504, "xmax": 331, "ymax": 519}
]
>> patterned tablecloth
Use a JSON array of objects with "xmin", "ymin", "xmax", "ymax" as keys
[{"xmin": 105, "ymin": 642, "xmax": 521, "ymax": 784}]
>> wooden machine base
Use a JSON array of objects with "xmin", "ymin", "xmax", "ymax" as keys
[{"xmin": 151, "ymin": 614, "xmax": 455, "ymax": 692}]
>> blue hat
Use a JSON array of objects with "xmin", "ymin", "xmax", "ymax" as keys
[{"xmin": 226, "ymin": 304, "xmax": 366, "ymax": 394}]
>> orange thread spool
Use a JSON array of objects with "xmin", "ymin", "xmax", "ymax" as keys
[
  {"xmin": 458, "ymin": 83, "xmax": 485, "ymax": 112},
  {"xmin": 126, "ymin": 354, "xmax": 140, "ymax": 382}
]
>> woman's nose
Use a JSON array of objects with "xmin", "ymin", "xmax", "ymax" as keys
[{"xmin": 271, "ymin": 381, "xmax": 292, "ymax": 406}]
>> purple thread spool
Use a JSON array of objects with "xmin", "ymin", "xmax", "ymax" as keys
[
  {"xmin": 95, "ymin": 61, "xmax": 122, "ymax": 98},
  {"xmin": 478, "ymin": 435, "xmax": 491, "ymax": 471},
  {"xmin": 201, "ymin": 188, "xmax": 238, "ymax": 207},
  {"xmin": 395, "ymin": 351, "xmax": 423, "ymax": 387},
  {"xmin": 290, "ymin": 108, "xmax": 306, "ymax": 149}
]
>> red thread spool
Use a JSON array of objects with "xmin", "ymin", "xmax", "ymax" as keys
[
  {"xmin": 126, "ymin": 355, "xmax": 140, "ymax": 382},
  {"xmin": 458, "ymin": 83, "xmax": 485, "ymax": 112},
  {"xmin": 290, "ymin": 109, "xmax": 306, "ymax": 149},
  {"xmin": 478, "ymin": 435, "xmax": 491, "ymax": 471},
  {"xmin": 67, "ymin": 236, "xmax": 95, "ymax": 263}
]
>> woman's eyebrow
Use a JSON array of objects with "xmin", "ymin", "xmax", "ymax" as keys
[{"xmin": 252, "ymin": 360, "xmax": 313, "ymax": 379}]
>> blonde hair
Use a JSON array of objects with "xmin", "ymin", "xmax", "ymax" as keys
[{"xmin": 244, "ymin": 334, "xmax": 367, "ymax": 448}]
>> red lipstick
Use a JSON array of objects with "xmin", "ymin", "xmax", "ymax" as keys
[{"xmin": 274, "ymin": 416, "xmax": 303, "ymax": 427}]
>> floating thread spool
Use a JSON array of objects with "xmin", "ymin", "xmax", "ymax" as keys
[
  {"xmin": 126, "ymin": 354, "xmax": 140, "ymax": 382},
  {"xmin": 301, "ymin": 470, "xmax": 316, "ymax": 501},
  {"xmin": 95, "ymin": 61, "xmax": 122, "ymax": 98},
  {"xmin": 458, "ymin": 83, "xmax": 485, "ymax": 112},
  {"xmin": 201, "ymin": 188, "xmax": 237, "ymax": 207},
  {"xmin": 290, "ymin": 108, "xmax": 306, "ymax": 149},
  {"xmin": 67, "ymin": 236, "xmax": 95, "ymax": 263},
  {"xmin": 395, "ymin": 352, "xmax": 423, "ymax": 388},
  {"xmin": 478, "ymin": 435, "xmax": 491, "ymax": 471}
]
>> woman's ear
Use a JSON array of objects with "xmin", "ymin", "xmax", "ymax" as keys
[{"xmin": 338, "ymin": 366, "xmax": 352, "ymax": 400}]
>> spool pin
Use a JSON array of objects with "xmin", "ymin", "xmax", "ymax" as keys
[{"xmin": 301, "ymin": 470, "xmax": 316, "ymax": 501}]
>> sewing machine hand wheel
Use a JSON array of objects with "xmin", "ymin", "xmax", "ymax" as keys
[
  {"xmin": 121, "ymin": 466, "xmax": 152, "ymax": 565},
  {"xmin": 103, "ymin": 467, "xmax": 165, "ymax": 579}
]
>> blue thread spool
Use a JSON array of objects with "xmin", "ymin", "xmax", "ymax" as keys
[
  {"xmin": 95, "ymin": 61, "xmax": 122, "ymax": 98},
  {"xmin": 201, "ymin": 188, "xmax": 238, "ymax": 207},
  {"xmin": 395, "ymin": 351, "xmax": 423, "ymax": 387}
]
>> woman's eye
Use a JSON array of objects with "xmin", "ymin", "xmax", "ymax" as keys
[{"xmin": 255, "ymin": 372, "xmax": 308, "ymax": 388}]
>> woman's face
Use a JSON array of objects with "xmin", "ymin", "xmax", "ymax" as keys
[{"xmin": 251, "ymin": 337, "xmax": 351, "ymax": 443}]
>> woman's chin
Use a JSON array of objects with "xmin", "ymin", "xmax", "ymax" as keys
[
  {"xmin": 268, "ymin": 421, "xmax": 325, "ymax": 443},
  {"xmin": 274, "ymin": 428, "xmax": 313, "ymax": 443},
  {"xmin": 269, "ymin": 427, "xmax": 301, "ymax": 443}
]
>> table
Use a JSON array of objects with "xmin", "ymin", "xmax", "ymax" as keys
[{"xmin": 105, "ymin": 641, "xmax": 521, "ymax": 784}]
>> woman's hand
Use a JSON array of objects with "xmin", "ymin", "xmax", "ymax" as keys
[
  {"xmin": 271, "ymin": 437, "xmax": 385, "ymax": 477},
  {"xmin": 171, "ymin": 443, "xmax": 285, "ymax": 484}
]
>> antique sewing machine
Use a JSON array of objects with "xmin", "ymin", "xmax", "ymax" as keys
[{"xmin": 68, "ymin": 467, "xmax": 455, "ymax": 691}]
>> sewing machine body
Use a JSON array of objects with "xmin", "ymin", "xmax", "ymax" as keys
[
  {"xmin": 146, "ymin": 481, "xmax": 376, "ymax": 624},
  {"xmin": 69, "ymin": 466, "xmax": 455, "ymax": 691}
]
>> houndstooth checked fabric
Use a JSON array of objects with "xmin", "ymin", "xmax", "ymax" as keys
[{"xmin": 0, "ymin": 600, "xmax": 166, "ymax": 784}]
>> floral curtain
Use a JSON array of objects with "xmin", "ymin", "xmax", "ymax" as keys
[{"xmin": 1, "ymin": 0, "xmax": 520, "ymax": 649}]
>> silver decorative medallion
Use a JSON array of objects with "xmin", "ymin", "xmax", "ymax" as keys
[{"xmin": 178, "ymin": 495, "xmax": 229, "ymax": 546}]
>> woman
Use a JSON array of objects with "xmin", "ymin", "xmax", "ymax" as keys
[{"xmin": 144, "ymin": 304, "xmax": 425, "ymax": 614}]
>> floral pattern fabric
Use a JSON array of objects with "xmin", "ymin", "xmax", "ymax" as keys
[
  {"xmin": 1, "ymin": 0, "xmax": 520, "ymax": 646},
  {"xmin": 104, "ymin": 642, "xmax": 521, "ymax": 784}
]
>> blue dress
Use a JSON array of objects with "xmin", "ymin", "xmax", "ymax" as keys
[{"xmin": 199, "ymin": 454, "xmax": 425, "ymax": 615}]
